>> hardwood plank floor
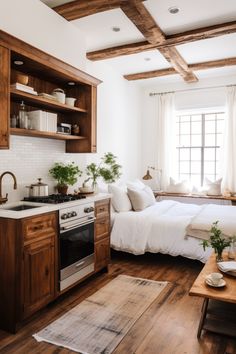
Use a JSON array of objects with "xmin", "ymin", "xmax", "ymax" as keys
[{"xmin": 0, "ymin": 251, "xmax": 236, "ymax": 354}]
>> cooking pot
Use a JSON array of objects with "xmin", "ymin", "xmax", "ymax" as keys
[
  {"xmin": 52, "ymin": 88, "xmax": 66, "ymax": 104},
  {"xmin": 26, "ymin": 178, "xmax": 49, "ymax": 197}
]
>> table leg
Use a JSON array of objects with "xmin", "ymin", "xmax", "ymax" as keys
[{"xmin": 197, "ymin": 298, "xmax": 209, "ymax": 339}]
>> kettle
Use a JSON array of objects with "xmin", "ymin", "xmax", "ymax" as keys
[
  {"xmin": 52, "ymin": 88, "xmax": 66, "ymax": 104},
  {"xmin": 26, "ymin": 178, "xmax": 49, "ymax": 197}
]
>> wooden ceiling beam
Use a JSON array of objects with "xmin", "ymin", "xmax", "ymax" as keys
[
  {"xmin": 124, "ymin": 57, "xmax": 236, "ymax": 81},
  {"xmin": 87, "ymin": 21, "xmax": 236, "ymax": 61},
  {"xmin": 120, "ymin": 1, "xmax": 197, "ymax": 82},
  {"xmin": 120, "ymin": 0, "xmax": 165, "ymax": 44},
  {"xmin": 158, "ymin": 47, "xmax": 198, "ymax": 82},
  {"xmin": 53, "ymin": 0, "xmax": 126, "ymax": 21}
]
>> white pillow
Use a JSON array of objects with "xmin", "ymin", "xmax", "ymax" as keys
[
  {"xmin": 127, "ymin": 179, "xmax": 146, "ymax": 190},
  {"xmin": 166, "ymin": 177, "xmax": 190, "ymax": 194},
  {"xmin": 204, "ymin": 177, "xmax": 222, "ymax": 196},
  {"xmin": 127, "ymin": 185, "xmax": 156, "ymax": 211},
  {"xmin": 108, "ymin": 184, "xmax": 132, "ymax": 212}
]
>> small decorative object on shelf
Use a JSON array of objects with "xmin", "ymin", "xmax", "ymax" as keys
[
  {"xmin": 49, "ymin": 162, "xmax": 82, "ymax": 194},
  {"xmin": 228, "ymin": 237, "xmax": 236, "ymax": 259},
  {"xmin": 202, "ymin": 221, "xmax": 232, "ymax": 262}
]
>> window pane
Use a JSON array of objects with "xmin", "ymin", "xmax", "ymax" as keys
[
  {"xmin": 204, "ymin": 148, "xmax": 215, "ymax": 161},
  {"xmin": 176, "ymin": 122, "xmax": 179, "ymax": 135},
  {"xmin": 216, "ymin": 119, "xmax": 224, "ymax": 133},
  {"xmin": 204, "ymin": 161, "xmax": 215, "ymax": 175},
  {"xmin": 180, "ymin": 122, "xmax": 190, "ymax": 134},
  {"xmin": 191, "ymin": 161, "xmax": 201, "ymax": 174},
  {"xmin": 192, "ymin": 121, "xmax": 202, "ymax": 134},
  {"xmin": 191, "ymin": 115, "xmax": 201, "ymax": 122},
  {"xmin": 205, "ymin": 120, "xmax": 215, "ymax": 134},
  {"xmin": 180, "ymin": 135, "xmax": 190, "ymax": 146},
  {"xmin": 191, "ymin": 174, "xmax": 201, "ymax": 186},
  {"xmin": 180, "ymin": 161, "xmax": 190, "ymax": 173},
  {"xmin": 205, "ymin": 134, "xmax": 215, "ymax": 146},
  {"xmin": 205, "ymin": 114, "xmax": 216, "ymax": 121},
  {"xmin": 191, "ymin": 134, "xmax": 202, "ymax": 146},
  {"xmin": 180, "ymin": 115, "xmax": 190, "ymax": 122},
  {"xmin": 216, "ymin": 133, "xmax": 223, "ymax": 146},
  {"xmin": 180, "ymin": 174, "xmax": 190, "ymax": 181},
  {"xmin": 204, "ymin": 174, "xmax": 215, "ymax": 182},
  {"xmin": 191, "ymin": 148, "xmax": 201, "ymax": 161},
  {"xmin": 179, "ymin": 148, "xmax": 190, "ymax": 160}
]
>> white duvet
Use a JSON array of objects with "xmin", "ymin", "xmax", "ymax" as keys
[{"xmin": 111, "ymin": 200, "xmax": 212, "ymax": 263}]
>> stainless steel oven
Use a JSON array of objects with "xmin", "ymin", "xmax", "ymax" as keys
[{"xmin": 59, "ymin": 202, "xmax": 95, "ymax": 291}]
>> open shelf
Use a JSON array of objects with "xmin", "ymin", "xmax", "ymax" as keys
[
  {"xmin": 10, "ymin": 89, "xmax": 87, "ymax": 113},
  {"xmin": 10, "ymin": 128, "xmax": 86, "ymax": 141}
]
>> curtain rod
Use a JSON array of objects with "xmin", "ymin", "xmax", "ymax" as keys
[{"xmin": 149, "ymin": 84, "xmax": 235, "ymax": 96}]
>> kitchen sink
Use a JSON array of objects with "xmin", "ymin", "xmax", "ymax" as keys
[{"xmin": 1, "ymin": 202, "xmax": 43, "ymax": 211}]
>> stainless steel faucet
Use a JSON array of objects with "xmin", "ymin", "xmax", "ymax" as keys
[{"xmin": 0, "ymin": 171, "xmax": 17, "ymax": 204}]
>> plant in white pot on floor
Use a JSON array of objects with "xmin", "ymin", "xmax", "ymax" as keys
[{"xmin": 49, "ymin": 162, "xmax": 82, "ymax": 194}]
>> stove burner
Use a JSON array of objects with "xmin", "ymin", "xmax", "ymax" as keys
[{"xmin": 24, "ymin": 194, "xmax": 86, "ymax": 204}]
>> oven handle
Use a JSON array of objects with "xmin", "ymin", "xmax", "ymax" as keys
[{"xmin": 60, "ymin": 218, "xmax": 95, "ymax": 232}]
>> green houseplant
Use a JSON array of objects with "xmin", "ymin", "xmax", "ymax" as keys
[
  {"xmin": 49, "ymin": 162, "xmax": 82, "ymax": 194},
  {"xmin": 84, "ymin": 152, "xmax": 122, "ymax": 191},
  {"xmin": 202, "ymin": 221, "xmax": 232, "ymax": 262}
]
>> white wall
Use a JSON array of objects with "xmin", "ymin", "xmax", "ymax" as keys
[{"xmin": 0, "ymin": 0, "xmax": 142, "ymax": 201}]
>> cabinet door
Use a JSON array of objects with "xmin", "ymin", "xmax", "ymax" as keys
[
  {"xmin": 22, "ymin": 236, "xmax": 55, "ymax": 319},
  {"xmin": 0, "ymin": 46, "xmax": 9, "ymax": 149},
  {"xmin": 95, "ymin": 238, "xmax": 110, "ymax": 271}
]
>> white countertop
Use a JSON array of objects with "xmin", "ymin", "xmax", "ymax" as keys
[{"xmin": 0, "ymin": 193, "xmax": 111, "ymax": 219}]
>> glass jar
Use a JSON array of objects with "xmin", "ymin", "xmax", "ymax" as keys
[
  {"xmin": 228, "ymin": 241, "xmax": 235, "ymax": 260},
  {"xmin": 19, "ymin": 101, "xmax": 28, "ymax": 129}
]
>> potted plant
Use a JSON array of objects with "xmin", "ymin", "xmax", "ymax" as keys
[
  {"xmin": 83, "ymin": 152, "xmax": 122, "ymax": 192},
  {"xmin": 202, "ymin": 221, "xmax": 232, "ymax": 262},
  {"xmin": 49, "ymin": 162, "xmax": 82, "ymax": 194}
]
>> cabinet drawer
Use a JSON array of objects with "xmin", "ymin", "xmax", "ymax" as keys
[
  {"xmin": 95, "ymin": 200, "xmax": 109, "ymax": 218},
  {"xmin": 95, "ymin": 238, "xmax": 110, "ymax": 271},
  {"xmin": 95, "ymin": 217, "xmax": 109, "ymax": 241},
  {"xmin": 22, "ymin": 212, "xmax": 57, "ymax": 243}
]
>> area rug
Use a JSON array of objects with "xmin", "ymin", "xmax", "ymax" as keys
[{"xmin": 33, "ymin": 275, "xmax": 168, "ymax": 354}]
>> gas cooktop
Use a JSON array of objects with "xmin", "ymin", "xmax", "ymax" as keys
[{"xmin": 24, "ymin": 194, "xmax": 86, "ymax": 204}]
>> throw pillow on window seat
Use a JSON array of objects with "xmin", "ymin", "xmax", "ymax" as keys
[
  {"xmin": 204, "ymin": 177, "xmax": 222, "ymax": 196},
  {"xmin": 108, "ymin": 184, "xmax": 132, "ymax": 212},
  {"xmin": 165, "ymin": 177, "xmax": 191, "ymax": 194},
  {"xmin": 127, "ymin": 185, "xmax": 156, "ymax": 211}
]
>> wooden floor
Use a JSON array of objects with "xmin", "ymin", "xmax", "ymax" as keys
[{"xmin": 1, "ymin": 251, "xmax": 236, "ymax": 354}]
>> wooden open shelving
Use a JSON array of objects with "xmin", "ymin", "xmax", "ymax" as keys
[
  {"xmin": 10, "ymin": 89, "xmax": 87, "ymax": 113},
  {"xmin": 10, "ymin": 128, "xmax": 86, "ymax": 141}
]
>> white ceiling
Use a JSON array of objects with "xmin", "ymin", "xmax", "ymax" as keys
[{"xmin": 40, "ymin": 0, "xmax": 236, "ymax": 85}]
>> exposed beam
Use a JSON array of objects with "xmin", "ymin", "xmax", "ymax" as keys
[
  {"xmin": 159, "ymin": 47, "xmax": 198, "ymax": 82},
  {"xmin": 120, "ymin": 0, "xmax": 165, "ymax": 45},
  {"xmin": 124, "ymin": 57, "xmax": 236, "ymax": 81},
  {"xmin": 54, "ymin": 0, "xmax": 125, "ymax": 21},
  {"xmin": 120, "ymin": 0, "xmax": 197, "ymax": 82},
  {"xmin": 87, "ymin": 21, "xmax": 236, "ymax": 61}
]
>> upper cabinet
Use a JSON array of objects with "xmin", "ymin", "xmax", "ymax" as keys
[
  {"xmin": 0, "ymin": 45, "xmax": 10, "ymax": 149},
  {"xmin": 0, "ymin": 30, "xmax": 101, "ymax": 153}
]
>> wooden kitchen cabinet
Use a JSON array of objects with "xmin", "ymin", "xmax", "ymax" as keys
[
  {"xmin": 0, "ymin": 211, "xmax": 58, "ymax": 333},
  {"xmin": 0, "ymin": 45, "xmax": 10, "ymax": 148},
  {"xmin": 0, "ymin": 29, "xmax": 101, "ymax": 153},
  {"xmin": 94, "ymin": 199, "xmax": 111, "ymax": 272}
]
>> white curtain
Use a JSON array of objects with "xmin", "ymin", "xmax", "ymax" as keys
[
  {"xmin": 156, "ymin": 92, "xmax": 176, "ymax": 190},
  {"xmin": 222, "ymin": 86, "xmax": 236, "ymax": 194}
]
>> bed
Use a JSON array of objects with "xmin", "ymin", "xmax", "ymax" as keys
[{"xmin": 110, "ymin": 200, "xmax": 236, "ymax": 263}]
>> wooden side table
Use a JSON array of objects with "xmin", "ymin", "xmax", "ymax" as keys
[{"xmin": 189, "ymin": 252, "xmax": 236, "ymax": 338}]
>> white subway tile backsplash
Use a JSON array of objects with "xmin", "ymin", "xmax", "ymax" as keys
[{"xmin": 0, "ymin": 136, "xmax": 88, "ymax": 202}]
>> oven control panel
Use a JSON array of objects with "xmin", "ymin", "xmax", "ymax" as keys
[{"xmin": 59, "ymin": 202, "xmax": 95, "ymax": 223}]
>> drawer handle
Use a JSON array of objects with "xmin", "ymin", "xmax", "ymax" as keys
[
  {"xmin": 99, "ymin": 221, "xmax": 106, "ymax": 225},
  {"xmin": 33, "ymin": 224, "xmax": 44, "ymax": 231},
  {"xmin": 99, "ymin": 207, "xmax": 105, "ymax": 212}
]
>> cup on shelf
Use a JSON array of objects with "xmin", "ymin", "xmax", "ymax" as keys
[{"xmin": 65, "ymin": 97, "xmax": 76, "ymax": 107}]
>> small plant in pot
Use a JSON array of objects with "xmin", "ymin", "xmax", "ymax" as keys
[
  {"xmin": 49, "ymin": 162, "xmax": 82, "ymax": 194},
  {"xmin": 83, "ymin": 152, "xmax": 122, "ymax": 192},
  {"xmin": 202, "ymin": 221, "xmax": 232, "ymax": 262}
]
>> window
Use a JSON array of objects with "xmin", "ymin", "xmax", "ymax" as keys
[{"xmin": 176, "ymin": 110, "xmax": 225, "ymax": 186}]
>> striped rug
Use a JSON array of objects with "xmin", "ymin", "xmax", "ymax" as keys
[{"xmin": 33, "ymin": 275, "xmax": 168, "ymax": 354}]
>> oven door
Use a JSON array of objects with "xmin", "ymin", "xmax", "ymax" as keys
[{"xmin": 59, "ymin": 218, "xmax": 94, "ymax": 289}]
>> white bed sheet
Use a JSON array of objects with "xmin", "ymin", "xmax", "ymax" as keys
[{"xmin": 111, "ymin": 200, "xmax": 212, "ymax": 263}]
